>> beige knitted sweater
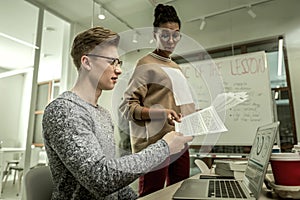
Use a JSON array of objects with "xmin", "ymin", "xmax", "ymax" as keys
[{"xmin": 120, "ymin": 55, "xmax": 195, "ymax": 153}]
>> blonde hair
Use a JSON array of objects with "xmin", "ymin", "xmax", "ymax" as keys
[{"xmin": 71, "ymin": 26, "xmax": 120, "ymax": 70}]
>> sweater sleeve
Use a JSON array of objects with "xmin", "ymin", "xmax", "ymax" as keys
[
  {"xmin": 43, "ymin": 101, "xmax": 169, "ymax": 198},
  {"xmin": 119, "ymin": 64, "xmax": 172, "ymax": 122}
]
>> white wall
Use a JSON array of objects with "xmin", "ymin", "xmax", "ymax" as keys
[
  {"xmin": 18, "ymin": 71, "xmax": 33, "ymax": 148},
  {"xmin": 0, "ymin": 74, "xmax": 24, "ymax": 147},
  {"xmin": 62, "ymin": 23, "xmax": 86, "ymax": 92}
]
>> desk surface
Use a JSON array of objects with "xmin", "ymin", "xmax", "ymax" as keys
[{"xmin": 138, "ymin": 173, "xmax": 279, "ymax": 200}]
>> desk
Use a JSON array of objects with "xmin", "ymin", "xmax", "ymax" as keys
[
  {"xmin": 138, "ymin": 173, "xmax": 279, "ymax": 200},
  {"xmin": 0, "ymin": 147, "xmax": 25, "ymax": 197}
]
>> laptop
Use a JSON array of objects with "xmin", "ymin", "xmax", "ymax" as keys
[{"xmin": 173, "ymin": 121, "xmax": 279, "ymax": 200}]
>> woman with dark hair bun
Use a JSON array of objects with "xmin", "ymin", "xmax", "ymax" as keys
[
  {"xmin": 120, "ymin": 3, "xmax": 195, "ymax": 197},
  {"xmin": 153, "ymin": 4, "xmax": 181, "ymax": 29}
]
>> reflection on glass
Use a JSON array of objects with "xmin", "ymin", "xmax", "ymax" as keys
[{"xmin": 267, "ymin": 52, "xmax": 287, "ymax": 88}]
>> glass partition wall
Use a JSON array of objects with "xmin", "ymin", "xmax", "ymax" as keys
[
  {"xmin": 0, "ymin": 3, "xmax": 70, "ymax": 198},
  {"xmin": 0, "ymin": 0, "xmax": 39, "ymax": 148},
  {"xmin": 33, "ymin": 10, "xmax": 70, "ymax": 145},
  {"xmin": 175, "ymin": 36, "xmax": 297, "ymax": 153},
  {"xmin": 0, "ymin": 0, "xmax": 70, "ymax": 147}
]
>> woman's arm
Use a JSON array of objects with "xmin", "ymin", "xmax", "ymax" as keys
[{"xmin": 119, "ymin": 64, "xmax": 181, "ymax": 124}]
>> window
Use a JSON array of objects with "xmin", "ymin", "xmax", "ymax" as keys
[{"xmin": 33, "ymin": 80, "xmax": 60, "ymax": 145}]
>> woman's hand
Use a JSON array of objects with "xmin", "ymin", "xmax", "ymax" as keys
[{"xmin": 165, "ymin": 109, "xmax": 182, "ymax": 125}]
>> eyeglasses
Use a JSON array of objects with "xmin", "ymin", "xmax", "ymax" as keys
[
  {"xmin": 156, "ymin": 30, "xmax": 181, "ymax": 42},
  {"xmin": 85, "ymin": 54, "xmax": 122, "ymax": 68}
]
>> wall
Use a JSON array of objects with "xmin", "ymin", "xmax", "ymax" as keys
[
  {"xmin": 18, "ymin": 71, "xmax": 33, "ymax": 148},
  {"xmin": 62, "ymin": 23, "xmax": 86, "ymax": 91},
  {"xmin": 0, "ymin": 74, "xmax": 24, "ymax": 147}
]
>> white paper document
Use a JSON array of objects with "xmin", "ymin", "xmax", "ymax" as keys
[
  {"xmin": 175, "ymin": 106, "xmax": 228, "ymax": 136},
  {"xmin": 161, "ymin": 67, "xmax": 194, "ymax": 106}
]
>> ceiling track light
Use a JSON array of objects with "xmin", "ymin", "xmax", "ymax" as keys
[
  {"xmin": 247, "ymin": 6, "xmax": 257, "ymax": 18},
  {"xmin": 186, "ymin": 0, "xmax": 273, "ymax": 25},
  {"xmin": 93, "ymin": 0, "xmax": 138, "ymax": 36},
  {"xmin": 98, "ymin": 5, "xmax": 106, "ymax": 20},
  {"xmin": 199, "ymin": 18, "xmax": 206, "ymax": 30}
]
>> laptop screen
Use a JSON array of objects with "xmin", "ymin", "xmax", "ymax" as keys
[{"xmin": 243, "ymin": 122, "xmax": 279, "ymax": 199}]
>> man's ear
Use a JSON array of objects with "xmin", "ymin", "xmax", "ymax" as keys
[{"xmin": 81, "ymin": 56, "xmax": 92, "ymax": 71}]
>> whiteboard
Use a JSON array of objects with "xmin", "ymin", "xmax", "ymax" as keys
[{"xmin": 180, "ymin": 51, "xmax": 274, "ymax": 146}]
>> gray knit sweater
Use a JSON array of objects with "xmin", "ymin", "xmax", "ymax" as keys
[{"xmin": 42, "ymin": 91, "xmax": 169, "ymax": 200}]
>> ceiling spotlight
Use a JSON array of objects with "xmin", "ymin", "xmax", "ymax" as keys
[
  {"xmin": 132, "ymin": 32, "xmax": 138, "ymax": 43},
  {"xmin": 98, "ymin": 5, "xmax": 106, "ymax": 20},
  {"xmin": 199, "ymin": 18, "xmax": 206, "ymax": 31},
  {"xmin": 247, "ymin": 6, "xmax": 256, "ymax": 19}
]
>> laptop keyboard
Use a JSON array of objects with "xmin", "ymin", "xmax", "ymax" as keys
[{"xmin": 208, "ymin": 180, "xmax": 247, "ymax": 198}]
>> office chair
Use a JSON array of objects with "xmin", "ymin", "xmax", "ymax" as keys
[
  {"xmin": 24, "ymin": 166, "xmax": 53, "ymax": 200},
  {"xmin": 194, "ymin": 159, "xmax": 211, "ymax": 174},
  {"xmin": 1, "ymin": 156, "xmax": 24, "ymax": 194},
  {"xmin": 2, "ymin": 159, "xmax": 20, "ymax": 183},
  {"xmin": 1, "ymin": 147, "xmax": 48, "ymax": 195}
]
